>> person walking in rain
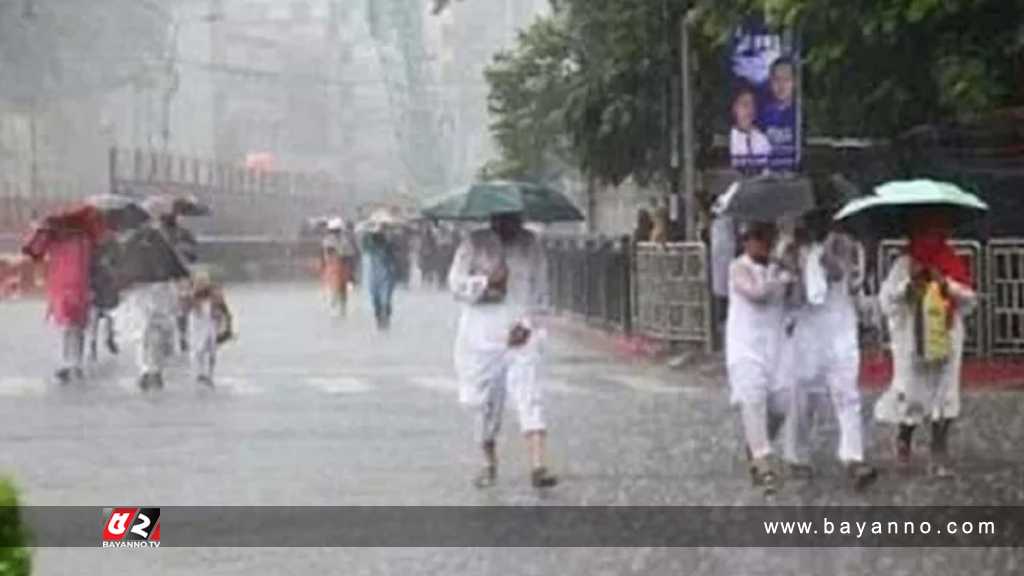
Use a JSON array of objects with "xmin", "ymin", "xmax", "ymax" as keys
[
  {"xmin": 726, "ymin": 221, "xmax": 794, "ymax": 494},
  {"xmin": 359, "ymin": 214, "xmax": 399, "ymax": 330},
  {"xmin": 321, "ymin": 218, "xmax": 353, "ymax": 317},
  {"xmin": 780, "ymin": 214, "xmax": 879, "ymax": 490},
  {"xmin": 21, "ymin": 207, "xmax": 105, "ymax": 384},
  {"xmin": 182, "ymin": 266, "xmax": 234, "ymax": 387},
  {"xmin": 87, "ymin": 233, "xmax": 122, "ymax": 360},
  {"xmin": 119, "ymin": 197, "xmax": 191, "ymax": 390},
  {"xmin": 160, "ymin": 203, "xmax": 198, "ymax": 354},
  {"xmin": 449, "ymin": 212, "xmax": 558, "ymax": 489},
  {"xmin": 874, "ymin": 210, "xmax": 977, "ymax": 477}
]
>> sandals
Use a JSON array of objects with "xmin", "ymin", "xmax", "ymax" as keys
[
  {"xmin": 847, "ymin": 462, "xmax": 880, "ymax": 491},
  {"xmin": 472, "ymin": 465, "xmax": 497, "ymax": 489},
  {"xmin": 472, "ymin": 464, "xmax": 558, "ymax": 489},
  {"xmin": 530, "ymin": 467, "xmax": 558, "ymax": 489},
  {"xmin": 750, "ymin": 459, "xmax": 780, "ymax": 495}
]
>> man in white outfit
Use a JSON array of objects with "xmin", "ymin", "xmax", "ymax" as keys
[
  {"xmin": 448, "ymin": 212, "xmax": 558, "ymax": 489},
  {"xmin": 781, "ymin": 225, "xmax": 879, "ymax": 490}
]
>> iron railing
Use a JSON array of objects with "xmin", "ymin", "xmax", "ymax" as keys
[{"xmin": 544, "ymin": 236, "xmax": 633, "ymax": 334}]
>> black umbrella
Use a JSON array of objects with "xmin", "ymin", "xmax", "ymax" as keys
[
  {"xmin": 117, "ymin": 227, "xmax": 191, "ymax": 285},
  {"xmin": 85, "ymin": 194, "xmax": 150, "ymax": 231},
  {"xmin": 173, "ymin": 194, "xmax": 211, "ymax": 217},
  {"xmin": 718, "ymin": 175, "xmax": 816, "ymax": 222}
]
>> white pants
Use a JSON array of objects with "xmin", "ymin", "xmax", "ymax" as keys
[
  {"xmin": 459, "ymin": 341, "xmax": 546, "ymax": 443},
  {"xmin": 122, "ymin": 283, "xmax": 179, "ymax": 377},
  {"xmin": 190, "ymin": 306, "xmax": 217, "ymax": 380},
  {"xmin": 783, "ymin": 341, "xmax": 865, "ymax": 465},
  {"xmin": 729, "ymin": 361, "xmax": 790, "ymax": 460},
  {"xmin": 59, "ymin": 326, "xmax": 85, "ymax": 372}
]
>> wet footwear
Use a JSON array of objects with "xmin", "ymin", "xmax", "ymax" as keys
[
  {"xmin": 895, "ymin": 425, "xmax": 915, "ymax": 465},
  {"xmin": 788, "ymin": 463, "xmax": 814, "ymax": 480},
  {"xmin": 752, "ymin": 465, "xmax": 780, "ymax": 496},
  {"xmin": 847, "ymin": 462, "xmax": 879, "ymax": 491},
  {"xmin": 197, "ymin": 376, "xmax": 215, "ymax": 388},
  {"xmin": 472, "ymin": 465, "xmax": 497, "ymax": 489},
  {"xmin": 530, "ymin": 467, "xmax": 558, "ymax": 488},
  {"xmin": 928, "ymin": 462, "xmax": 955, "ymax": 479},
  {"xmin": 151, "ymin": 373, "xmax": 164, "ymax": 390},
  {"xmin": 137, "ymin": 374, "xmax": 151, "ymax": 390},
  {"xmin": 54, "ymin": 368, "xmax": 73, "ymax": 385}
]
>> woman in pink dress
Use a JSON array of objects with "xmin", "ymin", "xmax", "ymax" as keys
[{"xmin": 22, "ymin": 206, "xmax": 106, "ymax": 384}]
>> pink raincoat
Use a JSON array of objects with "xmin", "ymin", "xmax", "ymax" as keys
[{"xmin": 22, "ymin": 207, "xmax": 104, "ymax": 328}]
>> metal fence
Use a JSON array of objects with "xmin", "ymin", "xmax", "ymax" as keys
[
  {"xmin": 543, "ymin": 234, "xmax": 1024, "ymax": 358},
  {"xmin": 632, "ymin": 242, "xmax": 712, "ymax": 349},
  {"xmin": 544, "ymin": 236, "xmax": 632, "ymax": 333},
  {"xmin": 543, "ymin": 238, "xmax": 716, "ymax": 350},
  {"xmin": 987, "ymin": 239, "xmax": 1024, "ymax": 355}
]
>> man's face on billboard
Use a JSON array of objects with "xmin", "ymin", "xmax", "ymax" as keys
[{"xmin": 771, "ymin": 62, "xmax": 795, "ymax": 106}]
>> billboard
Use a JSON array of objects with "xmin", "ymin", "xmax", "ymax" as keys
[{"xmin": 728, "ymin": 19, "xmax": 800, "ymax": 172}]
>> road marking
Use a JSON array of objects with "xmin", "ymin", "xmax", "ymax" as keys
[
  {"xmin": 615, "ymin": 376, "xmax": 709, "ymax": 396},
  {"xmin": 0, "ymin": 377, "xmax": 46, "ymax": 396},
  {"xmin": 216, "ymin": 377, "xmax": 261, "ymax": 396},
  {"xmin": 306, "ymin": 377, "xmax": 374, "ymax": 395},
  {"xmin": 410, "ymin": 376, "xmax": 459, "ymax": 392},
  {"xmin": 544, "ymin": 378, "xmax": 587, "ymax": 395}
]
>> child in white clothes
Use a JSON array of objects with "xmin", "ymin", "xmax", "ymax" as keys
[{"xmin": 726, "ymin": 222, "xmax": 794, "ymax": 494}]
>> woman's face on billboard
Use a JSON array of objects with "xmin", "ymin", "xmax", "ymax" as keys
[{"xmin": 732, "ymin": 92, "xmax": 756, "ymax": 129}]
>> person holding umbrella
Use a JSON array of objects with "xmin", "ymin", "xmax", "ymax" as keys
[
  {"xmin": 357, "ymin": 210, "xmax": 401, "ymax": 331},
  {"xmin": 118, "ymin": 196, "xmax": 192, "ymax": 390},
  {"xmin": 717, "ymin": 175, "xmax": 814, "ymax": 495},
  {"xmin": 425, "ymin": 181, "xmax": 582, "ymax": 489},
  {"xmin": 778, "ymin": 207, "xmax": 879, "ymax": 490},
  {"xmin": 21, "ymin": 205, "xmax": 106, "ymax": 384},
  {"xmin": 321, "ymin": 218, "xmax": 353, "ymax": 317},
  {"xmin": 835, "ymin": 180, "xmax": 986, "ymax": 478}
]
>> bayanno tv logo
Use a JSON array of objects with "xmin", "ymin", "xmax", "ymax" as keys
[{"xmin": 101, "ymin": 507, "xmax": 161, "ymax": 548}]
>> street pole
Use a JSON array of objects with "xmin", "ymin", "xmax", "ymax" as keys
[
  {"xmin": 29, "ymin": 104, "xmax": 38, "ymax": 199},
  {"xmin": 680, "ymin": 9, "xmax": 697, "ymax": 241}
]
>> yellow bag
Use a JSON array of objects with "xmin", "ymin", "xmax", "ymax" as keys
[{"xmin": 921, "ymin": 281, "xmax": 951, "ymax": 363}]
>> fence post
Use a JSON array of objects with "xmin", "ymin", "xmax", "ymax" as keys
[{"xmin": 621, "ymin": 235, "xmax": 633, "ymax": 335}]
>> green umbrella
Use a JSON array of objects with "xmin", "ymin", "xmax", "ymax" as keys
[
  {"xmin": 422, "ymin": 181, "xmax": 584, "ymax": 223},
  {"xmin": 834, "ymin": 179, "xmax": 988, "ymax": 237}
]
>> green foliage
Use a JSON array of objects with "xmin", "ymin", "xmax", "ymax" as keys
[
  {"xmin": 0, "ymin": 478, "xmax": 31, "ymax": 576},
  {"xmin": 701, "ymin": 0, "xmax": 1024, "ymax": 136},
  {"xmin": 482, "ymin": 0, "xmax": 1024, "ymax": 184},
  {"xmin": 483, "ymin": 17, "xmax": 574, "ymax": 181}
]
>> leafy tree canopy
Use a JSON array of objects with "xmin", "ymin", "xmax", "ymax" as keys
[{"xmin": 472, "ymin": 0, "xmax": 1024, "ymax": 184}]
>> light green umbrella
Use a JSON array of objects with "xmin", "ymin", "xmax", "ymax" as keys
[
  {"xmin": 834, "ymin": 179, "xmax": 988, "ymax": 237},
  {"xmin": 422, "ymin": 181, "xmax": 584, "ymax": 223}
]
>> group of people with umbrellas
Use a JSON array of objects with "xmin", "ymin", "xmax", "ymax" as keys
[
  {"xmin": 717, "ymin": 174, "xmax": 987, "ymax": 495},
  {"xmin": 20, "ymin": 191, "xmax": 233, "ymax": 389}
]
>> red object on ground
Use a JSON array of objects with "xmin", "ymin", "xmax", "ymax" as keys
[{"xmin": 860, "ymin": 350, "xmax": 1024, "ymax": 391}]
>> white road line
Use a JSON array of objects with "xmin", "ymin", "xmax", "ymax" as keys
[
  {"xmin": 306, "ymin": 377, "xmax": 375, "ymax": 395},
  {"xmin": 410, "ymin": 376, "xmax": 459, "ymax": 392},
  {"xmin": 615, "ymin": 376, "xmax": 705, "ymax": 395},
  {"xmin": 215, "ymin": 377, "xmax": 261, "ymax": 395},
  {"xmin": 0, "ymin": 377, "xmax": 46, "ymax": 397},
  {"xmin": 544, "ymin": 378, "xmax": 587, "ymax": 395}
]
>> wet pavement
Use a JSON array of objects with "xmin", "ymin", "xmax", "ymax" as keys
[{"xmin": 1, "ymin": 283, "xmax": 1022, "ymax": 574}]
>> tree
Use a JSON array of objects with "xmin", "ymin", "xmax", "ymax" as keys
[
  {"xmin": 485, "ymin": 0, "xmax": 1024, "ymax": 187},
  {"xmin": 482, "ymin": 17, "xmax": 574, "ymax": 181},
  {"xmin": 0, "ymin": 478, "xmax": 30, "ymax": 576}
]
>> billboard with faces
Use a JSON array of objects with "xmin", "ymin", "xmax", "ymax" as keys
[{"xmin": 728, "ymin": 18, "xmax": 800, "ymax": 173}]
